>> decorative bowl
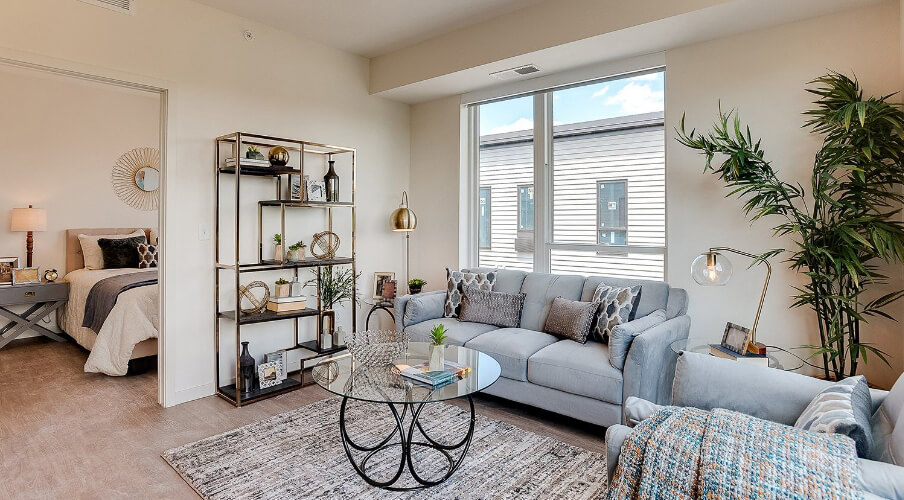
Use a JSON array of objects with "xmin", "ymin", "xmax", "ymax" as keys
[{"xmin": 346, "ymin": 330, "xmax": 409, "ymax": 367}]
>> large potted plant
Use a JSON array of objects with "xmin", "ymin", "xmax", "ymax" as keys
[{"xmin": 677, "ymin": 72, "xmax": 904, "ymax": 380}]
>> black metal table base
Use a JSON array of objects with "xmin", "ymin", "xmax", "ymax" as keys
[{"xmin": 339, "ymin": 395, "xmax": 476, "ymax": 490}]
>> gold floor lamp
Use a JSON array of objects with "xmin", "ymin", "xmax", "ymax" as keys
[{"xmin": 390, "ymin": 191, "xmax": 417, "ymax": 294}]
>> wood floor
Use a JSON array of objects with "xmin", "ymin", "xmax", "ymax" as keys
[{"xmin": 0, "ymin": 338, "xmax": 605, "ymax": 499}]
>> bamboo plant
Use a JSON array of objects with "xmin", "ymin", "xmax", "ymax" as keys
[{"xmin": 676, "ymin": 72, "xmax": 904, "ymax": 380}]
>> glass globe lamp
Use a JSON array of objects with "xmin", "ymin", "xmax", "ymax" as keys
[{"xmin": 690, "ymin": 251, "xmax": 732, "ymax": 286}]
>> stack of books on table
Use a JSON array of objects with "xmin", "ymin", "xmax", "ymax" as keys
[
  {"xmin": 225, "ymin": 157, "xmax": 273, "ymax": 169},
  {"xmin": 709, "ymin": 344, "xmax": 768, "ymax": 366},
  {"xmin": 266, "ymin": 295, "xmax": 307, "ymax": 313},
  {"xmin": 396, "ymin": 360, "xmax": 472, "ymax": 389}
]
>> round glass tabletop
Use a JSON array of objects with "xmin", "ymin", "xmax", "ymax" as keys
[
  {"xmin": 312, "ymin": 342, "xmax": 501, "ymax": 405},
  {"xmin": 670, "ymin": 339, "xmax": 805, "ymax": 371}
]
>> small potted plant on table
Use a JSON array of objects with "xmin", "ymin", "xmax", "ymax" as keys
[
  {"xmin": 429, "ymin": 324, "xmax": 447, "ymax": 371},
  {"xmin": 408, "ymin": 278, "xmax": 426, "ymax": 295},
  {"xmin": 274, "ymin": 278, "xmax": 290, "ymax": 298},
  {"xmin": 287, "ymin": 241, "xmax": 306, "ymax": 262},
  {"xmin": 273, "ymin": 234, "xmax": 283, "ymax": 262}
]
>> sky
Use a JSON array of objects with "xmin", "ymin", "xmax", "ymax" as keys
[{"xmin": 479, "ymin": 71, "xmax": 664, "ymax": 135}]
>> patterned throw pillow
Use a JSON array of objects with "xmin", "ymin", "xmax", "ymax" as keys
[
  {"xmin": 542, "ymin": 297, "xmax": 599, "ymax": 343},
  {"xmin": 795, "ymin": 375, "xmax": 873, "ymax": 457},
  {"xmin": 459, "ymin": 285, "xmax": 524, "ymax": 328},
  {"xmin": 591, "ymin": 284, "xmax": 642, "ymax": 343},
  {"xmin": 444, "ymin": 268, "xmax": 496, "ymax": 318},
  {"xmin": 137, "ymin": 243, "xmax": 158, "ymax": 269}
]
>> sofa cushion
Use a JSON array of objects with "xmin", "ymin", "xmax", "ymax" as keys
[
  {"xmin": 444, "ymin": 268, "xmax": 496, "ymax": 318},
  {"xmin": 459, "ymin": 285, "xmax": 525, "ymax": 328},
  {"xmin": 542, "ymin": 297, "xmax": 597, "ymax": 343},
  {"xmin": 795, "ymin": 375, "xmax": 873, "ymax": 457},
  {"xmin": 609, "ymin": 309, "xmax": 667, "ymax": 371},
  {"xmin": 528, "ymin": 340, "xmax": 623, "ymax": 405},
  {"xmin": 582, "ymin": 276, "xmax": 671, "ymax": 320},
  {"xmin": 405, "ymin": 318, "xmax": 497, "ymax": 346},
  {"xmin": 519, "ymin": 273, "xmax": 586, "ymax": 332},
  {"xmin": 402, "ymin": 292, "xmax": 446, "ymax": 327},
  {"xmin": 465, "ymin": 268, "xmax": 527, "ymax": 295},
  {"xmin": 870, "ymin": 372, "xmax": 904, "ymax": 464},
  {"xmin": 465, "ymin": 328, "xmax": 558, "ymax": 381}
]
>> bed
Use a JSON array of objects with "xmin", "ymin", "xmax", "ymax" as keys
[{"xmin": 57, "ymin": 228, "xmax": 158, "ymax": 376}]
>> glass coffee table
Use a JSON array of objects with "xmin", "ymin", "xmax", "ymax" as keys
[
  {"xmin": 312, "ymin": 342, "xmax": 501, "ymax": 490},
  {"xmin": 670, "ymin": 339, "xmax": 805, "ymax": 371}
]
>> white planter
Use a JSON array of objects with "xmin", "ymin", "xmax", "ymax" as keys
[{"xmin": 429, "ymin": 344, "xmax": 445, "ymax": 371}]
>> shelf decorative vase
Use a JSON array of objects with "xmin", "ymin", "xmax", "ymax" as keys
[
  {"xmin": 240, "ymin": 342, "xmax": 255, "ymax": 394},
  {"xmin": 321, "ymin": 309, "xmax": 335, "ymax": 350},
  {"xmin": 290, "ymin": 277, "xmax": 303, "ymax": 297},
  {"xmin": 429, "ymin": 344, "xmax": 445, "ymax": 371},
  {"xmin": 324, "ymin": 154, "xmax": 339, "ymax": 202}
]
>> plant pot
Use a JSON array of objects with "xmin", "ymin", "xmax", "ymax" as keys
[
  {"xmin": 287, "ymin": 248, "xmax": 305, "ymax": 262},
  {"xmin": 274, "ymin": 283, "xmax": 290, "ymax": 298},
  {"xmin": 429, "ymin": 344, "xmax": 445, "ymax": 371},
  {"xmin": 274, "ymin": 244, "xmax": 283, "ymax": 262},
  {"xmin": 246, "ymin": 151, "xmax": 265, "ymax": 160},
  {"xmin": 409, "ymin": 284, "xmax": 423, "ymax": 295}
]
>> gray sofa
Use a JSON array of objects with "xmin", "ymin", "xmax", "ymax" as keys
[
  {"xmin": 394, "ymin": 268, "xmax": 691, "ymax": 427},
  {"xmin": 606, "ymin": 351, "xmax": 904, "ymax": 499}
]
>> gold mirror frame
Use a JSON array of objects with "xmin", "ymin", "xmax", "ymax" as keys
[{"xmin": 112, "ymin": 147, "xmax": 160, "ymax": 211}]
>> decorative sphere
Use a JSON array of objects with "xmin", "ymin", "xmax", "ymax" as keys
[{"xmin": 268, "ymin": 146, "xmax": 290, "ymax": 167}]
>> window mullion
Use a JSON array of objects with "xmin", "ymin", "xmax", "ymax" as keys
[{"xmin": 532, "ymin": 92, "xmax": 551, "ymax": 273}]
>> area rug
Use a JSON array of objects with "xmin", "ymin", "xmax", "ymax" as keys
[{"xmin": 162, "ymin": 397, "xmax": 607, "ymax": 499}]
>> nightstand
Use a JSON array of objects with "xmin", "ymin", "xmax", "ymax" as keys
[{"xmin": 0, "ymin": 281, "xmax": 69, "ymax": 349}]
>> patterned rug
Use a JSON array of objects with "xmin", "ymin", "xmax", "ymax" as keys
[{"xmin": 162, "ymin": 397, "xmax": 607, "ymax": 499}]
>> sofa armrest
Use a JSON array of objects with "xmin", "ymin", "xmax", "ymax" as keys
[
  {"xmin": 393, "ymin": 290, "xmax": 445, "ymax": 331},
  {"xmin": 860, "ymin": 458, "xmax": 904, "ymax": 499},
  {"xmin": 622, "ymin": 315, "xmax": 691, "ymax": 410},
  {"xmin": 605, "ymin": 424, "xmax": 632, "ymax": 483}
]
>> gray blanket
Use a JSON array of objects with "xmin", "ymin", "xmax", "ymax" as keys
[{"xmin": 82, "ymin": 270, "xmax": 157, "ymax": 333}]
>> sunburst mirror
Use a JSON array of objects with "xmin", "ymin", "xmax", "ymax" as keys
[{"xmin": 112, "ymin": 147, "xmax": 160, "ymax": 211}]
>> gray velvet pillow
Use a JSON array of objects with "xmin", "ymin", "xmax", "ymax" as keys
[
  {"xmin": 458, "ymin": 285, "xmax": 524, "ymax": 328},
  {"xmin": 608, "ymin": 309, "xmax": 667, "ymax": 370},
  {"xmin": 542, "ymin": 297, "xmax": 598, "ymax": 343},
  {"xmin": 795, "ymin": 375, "xmax": 873, "ymax": 457},
  {"xmin": 402, "ymin": 292, "xmax": 445, "ymax": 327}
]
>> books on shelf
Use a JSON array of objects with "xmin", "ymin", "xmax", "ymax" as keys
[
  {"xmin": 396, "ymin": 360, "xmax": 472, "ymax": 388},
  {"xmin": 225, "ymin": 157, "xmax": 274, "ymax": 168},
  {"xmin": 270, "ymin": 295, "xmax": 307, "ymax": 304},
  {"xmin": 709, "ymin": 344, "xmax": 768, "ymax": 366},
  {"xmin": 267, "ymin": 297, "xmax": 307, "ymax": 312}
]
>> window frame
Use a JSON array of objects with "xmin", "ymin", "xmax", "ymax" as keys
[
  {"xmin": 596, "ymin": 179, "xmax": 628, "ymax": 246},
  {"xmin": 478, "ymin": 186, "xmax": 492, "ymax": 250}
]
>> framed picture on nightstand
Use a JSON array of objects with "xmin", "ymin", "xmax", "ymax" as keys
[
  {"xmin": 12, "ymin": 267, "xmax": 40, "ymax": 285},
  {"xmin": 0, "ymin": 257, "xmax": 19, "ymax": 285}
]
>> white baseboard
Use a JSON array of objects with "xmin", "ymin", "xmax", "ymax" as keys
[{"xmin": 167, "ymin": 381, "xmax": 215, "ymax": 407}]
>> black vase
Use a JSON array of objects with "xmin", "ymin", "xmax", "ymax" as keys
[
  {"xmin": 239, "ymin": 341, "xmax": 255, "ymax": 394},
  {"xmin": 324, "ymin": 157, "xmax": 339, "ymax": 202}
]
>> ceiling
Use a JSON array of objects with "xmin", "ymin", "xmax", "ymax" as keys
[{"xmin": 191, "ymin": 0, "xmax": 545, "ymax": 58}]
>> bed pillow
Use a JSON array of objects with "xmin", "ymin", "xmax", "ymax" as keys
[
  {"xmin": 444, "ymin": 268, "xmax": 496, "ymax": 318},
  {"xmin": 795, "ymin": 375, "xmax": 873, "ymax": 457},
  {"xmin": 137, "ymin": 243, "xmax": 158, "ymax": 269},
  {"xmin": 458, "ymin": 285, "xmax": 524, "ymax": 328},
  {"xmin": 591, "ymin": 284, "xmax": 642, "ymax": 343},
  {"xmin": 542, "ymin": 297, "xmax": 598, "ymax": 343},
  {"xmin": 98, "ymin": 236, "xmax": 147, "ymax": 269},
  {"xmin": 608, "ymin": 309, "xmax": 667, "ymax": 370},
  {"xmin": 78, "ymin": 230, "xmax": 145, "ymax": 269}
]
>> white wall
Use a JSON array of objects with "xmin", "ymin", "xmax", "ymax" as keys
[
  {"xmin": 409, "ymin": 3, "xmax": 904, "ymax": 388},
  {"xmin": 0, "ymin": 0, "xmax": 410, "ymax": 405},
  {"xmin": 0, "ymin": 64, "xmax": 159, "ymax": 335}
]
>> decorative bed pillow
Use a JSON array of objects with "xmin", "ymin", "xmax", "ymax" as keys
[
  {"xmin": 591, "ymin": 284, "xmax": 642, "ymax": 343},
  {"xmin": 444, "ymin": 268, "xmax": 496, "ymax": 318},
  {"xmin": 542, "ymin": 297, "xmax": 598, "ymax": 343},
  {"xmin": 795, "ymin": 375, "xmax": 873, "ymax": 457},
  {"xmin": 98, "ymin": 236, "xmax": 147, "ymax": 269},
  {"xmin": 608, "ymin": 309, "xmax": 667, "ymax": 370},
  {"xmin": 137, "ymin": 243, "xmax": 158, "ymax": 269},
  {"xmin": 458, "ymin": 285, "xmax": 524, "ymax": 328},
  {"xmin": 78, "ymin": 230, "xmax": 145, "ymax": 270}
]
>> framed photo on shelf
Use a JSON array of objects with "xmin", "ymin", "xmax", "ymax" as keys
[
  {"xmin": 382, "ymin": 280, "xmax": 397, "ymax": 301},
  {"xmin": 264, "ymin": 350, "xmax": 288, "ymax": 382},
  {"xmin": 373, "ymin": 272, "xmax": 395, "ymax": 299},
  {"xmin": 258, "ymin": 361, "xmax": 283, "ymax": 389},
  {"xmin": 12, "ymin": 267, "xmax": 40, "ymax": 285},
  {"xmin": 721, "ymin": 322, "xmax": 751, "ymax": 355},
  {"xmin": 306, "ymin": 180, "xmax": 326, "ymax": 202},
  {"xmin": 290, "ymin": 175, "xmax": 304, "ymax": 201},
  {"xmin": 0, "ymin": 257, "xmax": 19, "ymax": 285}
]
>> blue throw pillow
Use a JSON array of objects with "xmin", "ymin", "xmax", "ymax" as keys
[{"xmin": 795, "ymin": 375, "xmax": 873, "ymax": 457}]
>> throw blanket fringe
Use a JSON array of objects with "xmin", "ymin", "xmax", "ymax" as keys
[
  {"xmin": 82, "ymin": 270, "xmax": 157, "ymax": 333},
  {"xmin": 607, "ymin": 406, "xmax": 864, "ymax": 500}
]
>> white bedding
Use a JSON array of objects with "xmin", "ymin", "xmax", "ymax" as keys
[{"xmin": 58, "ymin": 268, "xmax": 159, "ymax": 376}]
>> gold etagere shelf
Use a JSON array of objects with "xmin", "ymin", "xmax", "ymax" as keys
[{"xmin": 214, "ymin": 132, "xmax": 356, "ymax": 407}]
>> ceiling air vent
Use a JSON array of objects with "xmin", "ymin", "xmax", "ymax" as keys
[
  {"xmin": 490, "ymin": 64, "xmax": 540, "ymax": 81},
  {"xmin": 78, "ymin": 0, "xmax": 133, "ymax": 14}
]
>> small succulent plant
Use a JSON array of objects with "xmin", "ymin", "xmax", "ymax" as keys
[{"xmin": 430, "ymin": 324, "xmax": 448, "ymax": 346}]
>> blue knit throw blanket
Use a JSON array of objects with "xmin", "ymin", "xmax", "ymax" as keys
[{"xmin": 607, "ymin": 406, "xmax": 864, "ymax": 499}]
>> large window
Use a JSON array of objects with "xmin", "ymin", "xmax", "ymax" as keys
[{"xmin": 473, "ymin": 70, "xmax": 665, "ymax": 279}]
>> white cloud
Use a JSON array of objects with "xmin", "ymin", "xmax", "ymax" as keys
[
  {"xmin": 488, "ymin": 118, "xmax": 533, "ymax": 134},
  {"xmin": 628, "ymin": 73, "xmax": 659, "ymax": 82},
  {"xmin": 605, "ymin": 82, "xmax": 664, "ymax": 115},
  {"xmin": 591, "ymin": 85, "xmax": 610, "ymax": 98}
]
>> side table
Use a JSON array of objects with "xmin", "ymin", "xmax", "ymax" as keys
[
  {"xmin": 670, "ymin": 338, "xmax": 804, "ymax": 371},
  {"xmin": 364, "ymin": 300, "xmax": 395, "ymax": 330},
  {"xmin": 0, "ymin": 281, "xmax": 69, "ymax": 349}
]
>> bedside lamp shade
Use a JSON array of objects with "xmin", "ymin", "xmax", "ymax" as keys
[{"xmin": 11, "ymin": 206, "xmax": 47, "ymax": 232}]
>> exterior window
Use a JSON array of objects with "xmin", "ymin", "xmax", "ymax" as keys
[
  {"xmin": 518, "ymin": 185, "xmax": 534, "ymax": 231},
  {"xmin": 479, "ymin": 187, "xmax": 491, "ymax": 249},
  {"xmin": 597, "ymin": 180, "xmax": 627, "ymax": 245}
]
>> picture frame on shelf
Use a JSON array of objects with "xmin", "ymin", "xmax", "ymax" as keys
[
  {"xmin": 264, "ymin": 350, "xmax": 288, "ymax": 382},
  {"xmin": 0, "ymin": 257, "xmax": 19, "ymax": 285},
  {"xmin": 373, "ymin": 272, "xmax": 395, "ymax": 299},
  {"xmin": 720, "ymin": 322, "xmax": 751, "ymax": 355},
  {"xmin": 306, "ymin": 180, "xmax": 326, "ymax": 202},
  {"xmin": 290, "ymin": 174, "xmax": 304, "ymax": 201},
  {"xmin": 258, "ymin": 361, "xmax": 283, "ymax": 389},
  {"xmin": 12, "ymin": 267, "xmax": 40, "ymax": 286},
  {"xmin": 382, "ymin": 280, "xmax": 397, "ymax": 302}
]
